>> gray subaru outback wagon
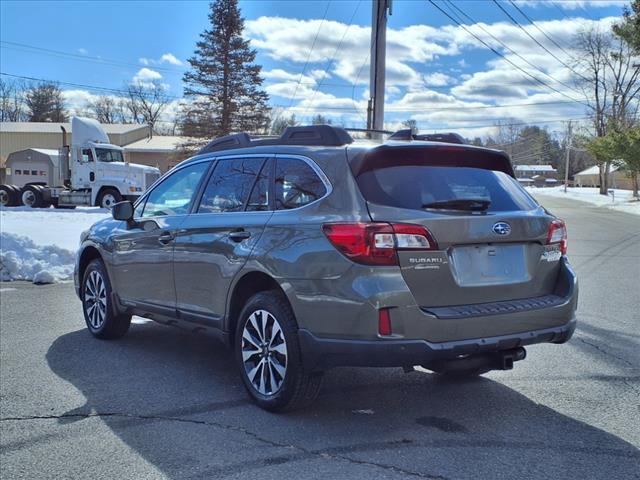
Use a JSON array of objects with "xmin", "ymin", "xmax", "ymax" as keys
[{"xmin": 75, "ymin": 125, "xmax": 578, "ymax": 411}]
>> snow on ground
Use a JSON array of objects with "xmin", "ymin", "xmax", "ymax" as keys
[
  {"xmin": 0, "ymin": 207, "xmax": 109, "ymax": 283},
  {"xmin": 528, "ymin": 186, "xmax": 640, "ymax": 216},
  {"xmin": 0, "ymin": 207, "xmax": 109, "ymax": 250}
]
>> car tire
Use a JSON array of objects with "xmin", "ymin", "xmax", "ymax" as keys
[
  {"xmin": 235, "ymin": 291, "xmax": 323, "ymax": 412},
  {"xmin": 32, "ymin": 185, "xmax": 51, "ymax": 208},
  {"xmin": 82, "ymin": 259, "xmax": 131, "ymax": 340},
  {"xmin": 97, "ymin": 188, "xmax": 122, "ymax": 209},
  {"xmin": 20, "ymin": 185, "xmax": 45, "ymax": 208},
  {"xmin": 0, "ymin": 185, "xmax": 20, "ymax": 207}
]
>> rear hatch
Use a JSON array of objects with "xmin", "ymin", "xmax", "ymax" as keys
[{"xmin": 350, "ymin": 144, "xmax": 563, "ymax": 307}]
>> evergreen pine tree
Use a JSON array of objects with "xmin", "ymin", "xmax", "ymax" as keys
[
  {"xmin": 181, "ymin": 0, "xmax": 270, "ymax": 140},
  {"xmin": 25, "ymin": 82, "xmax": 67, "ymax": 122}
]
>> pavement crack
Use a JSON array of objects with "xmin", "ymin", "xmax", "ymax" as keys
[
  {"xmin": 574, "ymin": 336, "xmax": 637, "ymax": 368},
  {"xmin": 0, "ymin": 412, "xmax": 448, "ymax": 479},
  {"xmin": 319, "ymin": 451, "xmax": 447, "ymax": 479}
]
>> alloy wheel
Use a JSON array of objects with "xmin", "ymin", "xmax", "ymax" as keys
[
  {"xmin": 241, "ymin": 309, "xmax": 288, "ymax": 396},
  {"xmin": 84, "ymin": 270, "xmax": 107, "ymax": 329},
  {"xmin": 0, "ymin": 190, "xmax": 8, "ymax": 207}
]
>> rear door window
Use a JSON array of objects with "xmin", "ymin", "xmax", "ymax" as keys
[
  {"xmin": 356, "ymin": 165, "xmax": 537, "ymax": 212},
  {"xmin": 197, "ymin": 157, "xmax": 266, "ymax": 213},
  {"xmin": 275, "ymin": 158, "xmax": 326, "ymax": 210}
]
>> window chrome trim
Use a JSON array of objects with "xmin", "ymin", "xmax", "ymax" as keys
[
  {"xmin": 135, "ymin": 152, "xmax": 333, "ymax": 216},
  {"xmin": 185, "ymin": 153, "xmax": 333, "ymax": 215}
]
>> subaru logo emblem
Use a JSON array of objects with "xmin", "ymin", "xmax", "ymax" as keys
[{"xmin": 492, "ymin": 222, "xmax": 511, "ymax": 236}]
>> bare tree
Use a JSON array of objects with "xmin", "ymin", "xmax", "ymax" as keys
[
  {"xmin": 125, "ymin": 80, "xmax": 170, "ymax": 131},
  {"xmin": 401, "ymin": 119, "xmax": 417, "ymax": 132},
  {"xmin": 575, "ymin": 26, "xmax": 640, "ymax": 194},
  {"xmin": 312, "ymin": 114, "xmax": 332, "ymax": 125},
  {"xmin": 269, "ymin": 113, "xmax": 298, "ymax": 135},
  {"xmin": 0, "ymin": 78, "xmax": 26, "ymax": 121},
  {"xmin": 487, "ymin": 119, "xmax": 522, "ymax": 158},
  {"xmin": 87, "ymin": 96, "xmax": 122, "ymax": 123}
]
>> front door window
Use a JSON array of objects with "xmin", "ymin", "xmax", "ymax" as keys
[{"xmin": 142, "ymin": 162, "xmax": 209, "ymax": 217}]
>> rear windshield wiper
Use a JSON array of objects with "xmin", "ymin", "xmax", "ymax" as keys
[{"xmin": 422, "ymin": 198, "xmax": 491, "ymax": 211}]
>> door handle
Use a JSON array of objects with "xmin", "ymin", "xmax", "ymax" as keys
[
  {"xmin": 158, "ymin": 231, "xmax": 175, "ymax": 245},
  {"xmin": 229, "ymin": 229, "xmax": 251, "ymax": 242}
]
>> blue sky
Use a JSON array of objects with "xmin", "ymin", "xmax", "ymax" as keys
[{"xmin": 0, "ymin": 0, "xmax": 629, "ymax": 137}]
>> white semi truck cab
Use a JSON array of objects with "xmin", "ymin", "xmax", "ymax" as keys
[{"xmin": 0, "ymin": 117, "xmax": 161, "ymax": 209}]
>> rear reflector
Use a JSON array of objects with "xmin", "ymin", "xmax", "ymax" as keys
[
  {"xmin": 378, "ymin": 308, "xmax": 392, "ymax": 336},
  {"xmin": 547, "ymin": 219, "xmax": 567, "ymax": 255},
  {"xmin": 322, "ymin": 222, "xmax": 437, "ymax": 266}
]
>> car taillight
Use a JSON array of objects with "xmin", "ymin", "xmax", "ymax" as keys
[
  {"xmin": 547, "ymin": 219, "xmax": 567, "ymax": 255},
  {"xmin": 322, "ymin": 222, "xmax": 437, "ymax": 266}
]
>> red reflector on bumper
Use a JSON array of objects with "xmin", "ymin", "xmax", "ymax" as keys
[{"xmin": 378, "ymin": 308, "xmax": 392, "ymax": 336}]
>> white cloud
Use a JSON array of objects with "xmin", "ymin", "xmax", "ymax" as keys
[
  {"xmin": 423, "ymin": 73, "xmax": 454, "ymax": 87},
  {"xmin": 160, "ymin": 53, "xmax": 183, "ymax": 66},
  {"xmin": 139, "ymin": 52, "xmax": 184, "ymax": 67},
  {"xmin": 133, "ymin": 67, "xmax": 163, "ymax": 84},
  {"xmin": 514, "ymin": 1, "xmax": 627, "ymax": 10},
  {"xmin": 77, "ymin": 48, "xmax": 88, "ymax": 55},
  {"xmin": 62, "ymin": 89, "xmax": 98, "ymax": 116},
  {"xmin": 246, "ymin": 16, "xmax": 457, "ymax": 88}
]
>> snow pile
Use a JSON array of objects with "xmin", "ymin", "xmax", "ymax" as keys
[
  {"xmin": 0, "ymin": 206, "xmax": 109, "ymax": 283},
  {"xmin": 0, "ymin": 232, "xmax": 75, "ymax": 283},
  {"xmin": 529, "ymin": 187, "xmax": 640, "ymax": 216},
  {"xmin": 0, "ymin": 206, "xmax": 109, "ymax": 251}
]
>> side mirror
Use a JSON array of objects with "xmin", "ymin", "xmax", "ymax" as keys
[{"xmin": 112, "ymin": 201, "xmax": 134, "ymax": 221}]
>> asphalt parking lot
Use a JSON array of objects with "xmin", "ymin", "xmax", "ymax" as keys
[{"xmin": 1, "ymin": 195, "xmax": 639, "ymax": 479}]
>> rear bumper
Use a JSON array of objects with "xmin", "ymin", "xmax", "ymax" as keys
[
  {"xmin": 289, "ymin": 256, "xmax": 578, "ymax": 370},
  {"xmin": 299, "ymin": 317, "xmax": 576, "ymax": 370}
]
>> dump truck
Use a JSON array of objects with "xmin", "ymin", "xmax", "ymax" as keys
[{"xmin": 0, "ymin": 117, "xmax": 161, "ymax": 208}]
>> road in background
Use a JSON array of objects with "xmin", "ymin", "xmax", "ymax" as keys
[{"xmin": 1, "ymin": 195, "xmax": 639, "ymax": 479}]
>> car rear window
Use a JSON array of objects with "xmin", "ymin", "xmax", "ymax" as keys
[{"xmin": 356, "ymin": 165, "xmax": 538, "ymax": 212}]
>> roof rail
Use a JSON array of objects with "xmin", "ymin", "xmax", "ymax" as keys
[
  {"xmin": 388, "ymin": 129, "xmax": 466, "ymax": 145},
  {"xmin": 198, "ymin": 125, "xmax": 353, "ymax": 154}
]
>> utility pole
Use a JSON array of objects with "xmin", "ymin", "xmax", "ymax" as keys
[
  {"xmin": 367, "ymin": 0, "xmax": 391, "ymax": 134},
  {"xmin": 564, "ymin": 120, "xmax": 572, "ymax": 193}
]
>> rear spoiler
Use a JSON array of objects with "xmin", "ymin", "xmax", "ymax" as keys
[{"xmin": 349, "ymin": 144, "xmax": 515, "ymax": 178}]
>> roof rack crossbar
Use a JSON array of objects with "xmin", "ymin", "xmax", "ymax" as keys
[
  {"xmin": 344, "ymin": 127, "xmax": 394, "ymax": 135},
  {"xmin": 388, "ymin": 129, "xmax": 466, "ymax": 145}
]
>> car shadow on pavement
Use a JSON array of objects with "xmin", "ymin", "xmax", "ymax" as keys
[{"xmin": 45, "ymin": 322, "xmax": 640, "ymax": 480}]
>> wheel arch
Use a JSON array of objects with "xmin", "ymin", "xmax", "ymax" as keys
[
  {"xmin": 225, "ymin": 270, "xmax": 293, "ymax": 347},
  {"xmin": 78, "ymin": 245, "xmax": 104, "ymax": 295},
  {"xmin": 93, "ymin": 185, "xmax": 121, "ymax": 206}
]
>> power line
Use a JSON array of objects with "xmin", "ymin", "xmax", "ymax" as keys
[
  {"xmin": 1, "ymin": 72, "xmax": 593, "ymax": 113},
  {"xmin": 0, "ymin": 72, "xmax": 184, "ymax": 100},
  {"xmin": 420, "ymin": 116, "xmax": 591, "ymax": 132},
  {"xmin": 285, "ymin": 1, "xmax": 332, "ymax": 112},
  {"xmin": 0, "ymin": 38, "xmax": 589, "ymax": 96},
  {"xmin": 443, "ymin": 1, "xmax": 582, "ymax": 96},
  {"xmin": 491, "ymin": 0, "xmax": 589, "ymax": 82},
  {"xmin": 0, "ymin": 40, "xmax": 184, "ymax": 75},
  {"xmin": 507, "ymin": 0, "xmax": 576, "ymax": 59},
  {"xmin": 301, "ymin": 0, "xmax": 364, "ymax": 119},
  {"xmin": 427, "ymin": 0, "xmax": 587, "ymax": 106}
]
